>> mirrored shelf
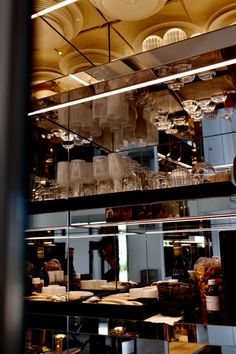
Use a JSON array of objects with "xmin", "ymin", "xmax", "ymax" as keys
[
  {"xmin": 28, "ymin": 181, "xmax": 236, "ymax": 215},
  {"xmin": 25, "ymin": 308, "xmax": 236, "ymax": 346}
]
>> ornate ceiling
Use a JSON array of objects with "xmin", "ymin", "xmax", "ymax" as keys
[{"xmin": 31, "ymin": 0, "xmax": 236, "ymax": 99}]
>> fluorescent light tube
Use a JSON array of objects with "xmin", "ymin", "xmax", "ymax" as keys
[
  {"xmin": 31, "ymin": 0, "xmax": 78, "ymax": 19},
  {"xmin": 28, "ymin": 58, "xmax": 236, "ymax": 116},
  {"xmin": 69, "ymin": 74, "xmax": 90, "ymax": 86}
]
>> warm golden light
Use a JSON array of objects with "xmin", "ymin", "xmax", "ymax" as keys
[
  {"xmin": 31, "ymin": 0, "xmax": 78, "ymax": 19},
  {"xmin": 28, "ymin": 58, "xmax": 236, "ymax": 116}
]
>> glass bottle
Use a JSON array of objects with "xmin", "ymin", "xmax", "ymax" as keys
[
  {"xmin": 172, "ymin": 241, "xmax": 190, "ymax": 282},
  {"xmin": 64, "ymin": 247, "xmax": 76, "ymax": 290},
  {"xmin": 32, "ymin": 278, "xmax": 42, "ymax": 293},
  {"xmin": 206, "ymin": 279, "xmax": 221, "ymax": 324},
  {"xmin": 54, "ymin": 334, "xmax": 66, "ymax": 354}
]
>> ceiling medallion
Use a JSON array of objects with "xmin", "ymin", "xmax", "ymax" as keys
[{"xmin": 89, "ymin": 0, "xmax": 167, "ymax": 21}]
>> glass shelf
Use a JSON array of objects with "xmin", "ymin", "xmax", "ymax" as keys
[{"xmin": 28, "ymin": 181, "xmax": 236, "ymax": 215}]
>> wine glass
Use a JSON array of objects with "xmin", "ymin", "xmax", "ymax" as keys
[
  {"xmin": 56, "ymin": 161, "xmax": 70, "ymax": 199},
  {"xmin": 108, "ymin": 152, "xmax": 124, "ymax": 192},
  {"xmin": 69, "ymin": 159, "xmax": 86, "ymax": 197},
  {"xmin": 93, "ymin": 155, "xmax": 113, "ymax": 194},
  {"xmin": 82, "ymin": 162, "xmax": 96, "ymax": 196}
]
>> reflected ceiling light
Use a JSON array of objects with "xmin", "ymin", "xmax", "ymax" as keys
[
  {"xmin": 76, "ymin": 213, "xmax": 236, "ymax": 229},
  {"xmin": 69, "ymin": 74, "xmax": 90, "ymax": 86},
  {"xmin": 163, "ymin": 28, "xmax": 187, "ymax": 45},
  {"xmin": 142, "ymin": 35, "xmax": 163, "ymax": 51},
  {"xmin": 31, "ymin": 0, "xmax": 78, "ymax": 19},
  {"xmin": 28, "ymin": 57, "xmax": 236, "ymax": 116}
]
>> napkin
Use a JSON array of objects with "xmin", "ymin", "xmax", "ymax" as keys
[{"xmin": 144, "ymin": 313, "xmax": 183, "ymax": 326}]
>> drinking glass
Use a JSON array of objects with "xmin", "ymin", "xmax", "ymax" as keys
[
  {"xmin": 191, "ymin": 108, "xmax": 204, "ymax": 122},
  {"xmin": 218, "ymin": 107, "xmax": 233, "ymax": 120},
  {"xmin": 56, "ymin": 161, "xmax": 69, "ymax": 188},
  {"xmin": 191, "ymin": 162, "xmax": 216, "ymax": 183},
  {"xmin": 169, "ymin": 168, "xmax": 191, "ymax": 187},
  {"xmin": 106, "ymin": 93, "xmax": 129, "ymax": 125},
  {"xmin": 152, "ymin": 172, "xmax": 170, "ymax": 189},
  {"xmin": 139, "ymin": 167, "xmax": 154, "ymax": 190},
  {"xmin": 167, "ymin": 79, "xmax": 184, "ymax": 91},
  {"xmin": 108, "ymin": 152, "xmax": 124, "ymax": 192},
  {"xmin": 211, "ymin": 94, "xmax": 227, "ymax": 104},
  {"xmin": 92, "ymin": 97, "xmax": 107, "ymax": 123},
  {"xmin": 69, "ymin": 159, "xmax": 86, "ymax": 196},
  {"xmin": 93, "ymin": 155, "xmax": 113, "ymax": 194},
  {"xmin": 182, "ymin": 100, "xmax": 198, "ymax": 115},
  {"xmin": 122, "ymin": 158, "xmax": 142, "ymax": 191},
  {"xmin": 198, "ymin": 70, "xmax": 216, "ymax": 81},
  {"xmin": 82, "ymin": 162, "xmax": 96, "ymax": 196},
  {"xmin": 197, "ymin": 98, "xmax": 211, "ymax": 109}
]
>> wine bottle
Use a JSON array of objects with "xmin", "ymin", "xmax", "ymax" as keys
[
  {"xmin": 172, "ymin": 241, "xmax": 190, "ymax": 282},
  {"xmin": 206, "ymin": 279, "xmax": 221, "ymax": 324}
]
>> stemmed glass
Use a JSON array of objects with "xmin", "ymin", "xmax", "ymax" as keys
[
  {"xmin": 108, "ymin": 152, "xmax": 124, "ymax": 192},
  {"xmin": 93, "ymin": 156, "xmax": 113, "ymax": 194},
  {"xmin": 82, "ymin": 162, "xmax": 96, "ymax": 196},
  {"xmin": 56, "ymin": 161, "xmax": 70, "ymax": 198},
  {"xmin": 69, "ymin": 159, "xmax": 86, "ymax": 197}
]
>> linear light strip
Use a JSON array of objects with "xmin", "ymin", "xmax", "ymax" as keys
[
  {"xmin": 28, "ymin": 58, "xmax": 236, "ymax": 116},
  {"xmin": 25, "ymin": 225, "xmax": 236, "ymax": 239},
  {"xmin": 25, "ymin": 232, "xmax": 138, "ymax": 240},
  {"xmin": 31, "ymin": 0, "xmax": 78, "ymax": 19},
  {"xmin": 69, "ymin": 74, "xmax": 90, "ymax": 86},
  {"xmin": 76, "ymin": 212, "xmax": 236, "ymax": 228},
  {"xmin": 146, "ymin": 225, "xmax": 236, "ymax": 235}
]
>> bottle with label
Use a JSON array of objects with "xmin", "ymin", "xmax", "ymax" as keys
[
  {"xmin": 172, "ymin": 241, "xmax": 190, "ymax": 282},
  {"xmin": 206, "ymin": 279, "xmax": 221, "ymax": 324}
]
